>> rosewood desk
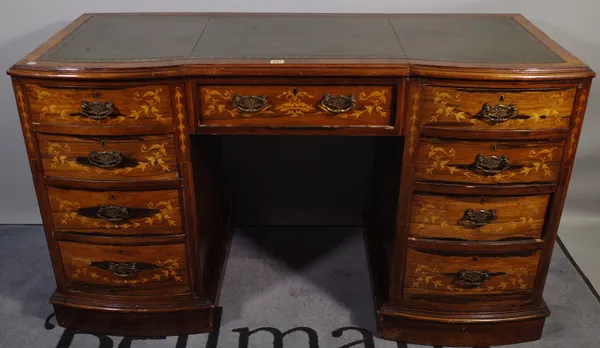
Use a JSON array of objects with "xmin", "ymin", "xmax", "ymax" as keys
[{"xmin": 7, "ymin": 13, "xmax": 595, "ymax": 347}]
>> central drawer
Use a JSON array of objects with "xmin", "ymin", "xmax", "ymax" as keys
[{"xmin": 199, "ymin": 85, "xmax": 394, "ymax": 126}]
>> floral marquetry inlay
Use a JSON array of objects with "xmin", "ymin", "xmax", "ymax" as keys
[
  {"xmin": 275, "ymin": 89, "xmax": 315, "ymax": 117},
  {"xmin": 31, "ymin": 86, "xmax": 168, "ymax": 123},
  {"xmin": 69, "ymin": 256, "xmax": 184, "ymax": 285},
  {"xmin": 425, "ymin": 146, "xmax": 459, "ymax": 175},
  {"xmin": 408, "ymin": 88, "xmax": 420, "ymax": 156},
  {"xmin": 568, "ymin": 88, "xmax": 589, "ymax": 159},
  {"xmin": 56, "ymin": 198, "xmax": 88, "ymax": 225},
  {"xmin": 47, "ymin": 141, "xmax": 172, "ymax": 174},
  {"xmin": 425, "ymin": 87, "xmax": 575, "ymax": 128},
  {"xmin": 129, "ymin": 89, "xmax": 165, "ymax": 121},
  {"xmin": 410, "ymin": 264, "xmax": 529, "ymax": 292},
  {"xmin": 175, "ymin": 87, "xmax": 187, "ymax": 154},
  {"xmin": 415, "ymin": 200, "xmax": 539, "ymax": 235},
  {"xmin": 203, "ymin": 89, "xmax": 276, "ymax": 118},
  {"xmin": 430, "ymin": 90, "xmax": 473, "ymax": 124},
  {"xmin": 530, "ymin": 91, "xmax": 571, "ymax": 123},
  {"xmin": 202, "ymin": 87, "xmax": 391, "ymax": 120},
  {"xmin": 56, "ymin": 197, "xmax": 177, "ymax": 230},
  {"xmin": 15, "ymin": 86, "xmax": 33, "ymax": 151},
  {"xmin": 424, "ymin": 144, "xmax": 558, "ymax": 181},
  {"xmin": 34, "ymin": 87, "xmax": 71, "ymax": 120}
]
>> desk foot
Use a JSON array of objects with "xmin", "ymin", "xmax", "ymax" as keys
[
  {"xmin": 377, "ymin": 303, "xmax": 549, "ymax": 347},
  {"xmin": 50, "ymin": 293, "xmax": 214, "ymax": 336}
]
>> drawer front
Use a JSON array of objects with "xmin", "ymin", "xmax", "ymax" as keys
[
  {"xmin": 415, "ymin": 138, "xmax": 565, "ymax": 184},
  {"xmin": 26, "ymin": 84, "xmax": 173, "ymax": 127},
  {"xmin": 418, "ymin": 85, "xmax": 576, "ymax": 130},
  {"xmin": 59, "ymin": 241, "xmax": 189, "ymax": 295},
  {"xmin": 410, "ymin": 193, "xmax": 549, "ymax": 241},
  {"xmin": 39, "ymin": 134, "xmax": 178, "ymax": 181},
  {"xmin": 199, "ymin": 85, "xmax": 393, "ymax": 126},
  {"xmin": 404, "ymin": 249, "xmax": 540, "ymax": 304},
  {"xmin": 47, "ymin": 187, "xmax": 183, "ymax": 235}
]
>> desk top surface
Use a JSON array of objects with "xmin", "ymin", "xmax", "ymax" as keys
[{"xmin": 8, "ymin": 13, "xmax": 593, "ymax": 79}]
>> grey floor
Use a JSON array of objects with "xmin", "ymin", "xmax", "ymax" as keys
[
  {"xmin": 1, "ymin": 225, "xmax": 599, "ymax": 347},
  {"xmin": 558, "ymin": 216, "xmax": 600, "ymax": 294}
]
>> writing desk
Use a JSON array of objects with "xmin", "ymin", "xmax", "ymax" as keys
[{"xmin": 7, "ymin": 13, "xmax": 594, "ymax": 347}]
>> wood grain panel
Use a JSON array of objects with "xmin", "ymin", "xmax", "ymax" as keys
[
  {"xmin": 59, "ymin": 241, "xmax": 189, "ymax": 295},
  {"xmin": 26, "ymin": 84, "xmax": 173, "ymax": 127},
  {"xmin": 418, "ymin": 85, "xmax": 576, "ymax": 130},
  {"xmin": 410, "ymin": 193, "xmax": 549, "ymax": 241},
  {"xmin": 199, "ymin": 85, "xmax": 393, "ymax": 126},
  {"xmin": 404, "ymin": 249, "xmax": 540, "ymax": 304},
  {"xmin": 38, "ymin": 134, "xmax": 178, "ymax": 181},
  {"xmin": 415, "ymin": 138, "xmax": 565, "ymax": 184},
  {"xmin": 47, "ymin": 187, "xmax": 183, "ymax": 235}
]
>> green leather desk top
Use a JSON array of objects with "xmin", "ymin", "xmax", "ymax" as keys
[{"xmin": 40, "ymin": 14, "xmax": 563, "ymax": 63}]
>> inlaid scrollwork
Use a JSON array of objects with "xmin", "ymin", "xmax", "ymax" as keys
[
  {"xmin": 410, "ymin": 264, "xmax": 529, "ymax": 292},
  {"xmin": 33, "ymin": 87, "xmax": 167, "ymax": 123},
  {"xmin": 56, "ymin": 197, "xmax": 177, "ymax": 229},
  {"xmin": 15, "ymin": 86, "xmax": 33, "ymax": 151},
  {"xmin": 47, "ymin": 141, "xmax": 171, "ymax": 174},
  {"xmin": 568, "ymin": 88, "xmax": 589, "ymax": 159},
  {"xmin": 175, "ymin": 87, "xmax": 187, "ymax": 154},
  {"xmin": 424, "ymin": 145, "xmax": 558, "ymax": 181},
  {"xmin": 70, "ymin": 257, "xmax": 184, "ymax": 285},
  {"xmin": 428, "ymin": 88, "xmax": 572, "ymax": 127}
]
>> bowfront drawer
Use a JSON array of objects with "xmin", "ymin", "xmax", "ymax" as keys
[
  {"xmin": 417, "ymin": 85, "xmax": 577, "ymax": 130},
  {"xmin": 199, "ymin": 85, "xmax": 393, "ymax": 126},
  {"xmin": 410, "ymin": 193, "xmax": 549, "ymax": 241},
  {"xmin": 59, "ymin": 241, "xmax": 189, "ymax": 296},
  {"xmin": 47, "ymin": 187, "xmax": 183, "ymax": 235},
  {"xmin": 415, "ymin": 138, "xmax": 565, "ymax": 184},
  {"xmin": 39, "ymin": 134, "xmax": 178, "ymax": 181},
  {"xmin": 404, "ymin": 248, "xmax": 541, "ymax": 308},
  {"xmin": 25, "ymin": 84, "xmax": 173, "ymax": 127}
]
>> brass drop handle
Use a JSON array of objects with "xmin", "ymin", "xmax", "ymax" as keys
[
  {"xmin": 480, "ymin": 102, "xmax": 518, "ymax": 123},
  {"xmin": 320, "ymin": 93, "xmax": 357, "ymax": 114},
  {"xmin": 108, "ymin": 261, "xmax": 138, "ymax": 278},
  {"xmin": 470, "ymin": 154, "xmax": 511, "ymax": 174},
  {"xmin": 233, "ymin": 93, "xmax": 268, "ymax": 113},
  {"xmin": 88, "ymin": 150, "xmax": 123, "ymax": 169},
  {"xmin": 90, "ymin": 260, "xmax": 159, "ymax": 278},
  {"xmin": 96, "ymin": 205, "xmax": 129, "ymax": 222},
  {"xmin": 458, "ymin": 209, "xmax": 497, "ymax": 227},
  {"xmin": 80, "ymin": 100, "xmax": 115, "ymax": 120},
  {"xmin": 454, "ymin": 269, "xmax": 490, "ymax": 288}
]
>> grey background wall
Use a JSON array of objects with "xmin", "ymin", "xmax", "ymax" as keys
[{"xmin": 0, "ymin": 1, "xmax": 598, "ymax": 227}]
